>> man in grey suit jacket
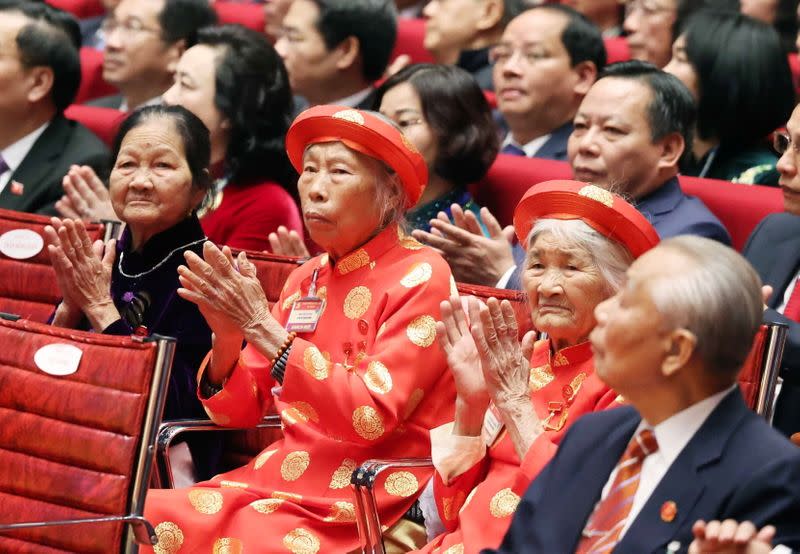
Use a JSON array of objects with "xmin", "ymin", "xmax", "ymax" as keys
[{"xmin": 0, "ymin": 1, "xmax": 109, "ymax": 215}]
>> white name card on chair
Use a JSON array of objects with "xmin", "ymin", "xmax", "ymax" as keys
[
  {"xmin": 0, "ymin": 229, "xmax": 44, "ymax": 259},
  {"xmin": 34, "ymin": 343, "xmax": 83, "ymax": 376}
]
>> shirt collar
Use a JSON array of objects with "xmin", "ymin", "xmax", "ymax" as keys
[
  {"xmin": 1, "ymin": 122, "xmax": 49, "ymax": 174},
  {"xmin": 321, "ymin": 223, "xmax": 419, "ymax": 276},
  {"xmin": 329, "ymin": 87, "xmax": 373, "ymax": 109},
  {"xmin": 501, "ymin": 132, "xmax": 552, "ymax": 158}
]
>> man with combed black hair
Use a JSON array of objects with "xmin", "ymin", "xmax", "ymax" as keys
[
  {"xmin": 275, "ymin": 0, "xmax": 397, "ymax": 109},
  {"xmin": 0, "ymin": 0, "xmax": 109, "ymax": 215}
]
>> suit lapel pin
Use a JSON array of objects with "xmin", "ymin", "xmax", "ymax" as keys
[
  {"xmin": 10, "ymin": 181, "xmax": 24, "ymax": 195},
  {"xmin": 660, "ymin": 500, "xmax": 677, "ymax": 523}
]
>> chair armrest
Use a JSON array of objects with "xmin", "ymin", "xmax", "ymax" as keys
[{"xmin": 351, "ymin": 457, "xmax": 434, "ymax": 489}]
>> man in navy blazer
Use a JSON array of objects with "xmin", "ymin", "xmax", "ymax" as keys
[{"xmin": 486, "ymin": 237, "xmax": 800, "ymax": 554}]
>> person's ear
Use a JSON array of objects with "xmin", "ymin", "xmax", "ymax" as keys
[
  {"xmin": 165, "ymin": 39, "xmax": 186, "ymax": 74},
  {"xmin": 656, "ymin": 132, "xmax": 685, "ymax": 171},
  {"xmin": 572, "ymin": 61, "xmax": 598, "ymax": 97},
  {"xmin": 25, "ymin": 66, "xmax": 54, "ymax": 104},
  {"xmin": 661, "ymin": 328, "xmax": 696, "ymax": 378},
  {"xmin": 476, "ymin": 0, "xmax": 504, "ymax": 32},
  {"xmin": 334, "ymin": 36, "xmax": 360, "ymax": 72}
]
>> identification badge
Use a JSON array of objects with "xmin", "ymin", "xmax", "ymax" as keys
[
  {"xmin": 482, "ymin": 403, "xmax": 505, "ymax": 446},
  {"xmin": 286, "ymin": 297, "xmax": 325, "ymax": 333}
]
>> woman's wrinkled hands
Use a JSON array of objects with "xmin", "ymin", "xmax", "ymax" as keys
[
  {"xmin": 470, "ymin": 297, "xmax": 536, "ymax": 412},
  {"xmin": 56, "ymin": 165, "xmax": 118, "ymax": 222},
  {"xmin": 44, "ymin": 217, "xmax": 117, "ymax": 327}
]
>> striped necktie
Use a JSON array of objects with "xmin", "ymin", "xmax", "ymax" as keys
[{"xmin": 575, "ymin": 428, "xmax": 659, "ymax": 554}]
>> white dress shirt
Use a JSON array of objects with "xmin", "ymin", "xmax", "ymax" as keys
[
  {"xmin": 0, "ymin": 122, "xmax": 49, "ymax": 195},
  {"xmin": 500, "ymin": 132, "xmax": 552, "ymax": 158},
  {"xmin": 596, "ymin": 385, "xmax": 737, "ymax": 540}
]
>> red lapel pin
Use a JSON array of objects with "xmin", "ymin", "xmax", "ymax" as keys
[
  {"xmin": 660, "ymin": 500, "xmax": 677, "ymax": 523},
  {"xmin": 10, "ymin": 181, "xmax": 24, "ymax": 195}
]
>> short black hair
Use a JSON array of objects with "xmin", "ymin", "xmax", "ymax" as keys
[
  {"xmin": 113, "ymin": 105, "xmax": 213, "ymax": 193},
  {"xmin": 0, "ymin": 0, "xmax": 81, "ymax": 112},
  {"xmin": 599, "ymin": 60, "xmax": 696, "ymax": 158},
  {"xmin": 501, "ymin": 0, "xmax": 527, "ymax": 26},
  {"xmin": 158, "ymin": 0, "xmax": 218, "ymax": 47},
  {"xmin": 674, "ymin": 0, "xmax": 739, "ymax": 40},
  {"xmin": 310, "ymin": 0, "xmax": 397, "ymax": 82},
  {"xmin": 197, "ymin": 25, "xmax": 297, "ymax": 194},
  {"xmin": 373, "ymin": 64, "xmax": 499, "ymax": 188},
  {"xmin": 528, "ymin": 4, "xmax": 606, "ymax": 70},
  {"xmin": 683, "ymin": 10, "xmax": 794, "ymax": 147}
]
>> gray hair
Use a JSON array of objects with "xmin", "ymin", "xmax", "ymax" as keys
[
  {"xmin": 374, "ymin": 169, "xmax": 408, "ymax": 228},
  {"xmin": 648, "ymin": 236, "xmax": 763, "ymax": 376},
  {"xmin": 526, "ymin": 219, "xmax": 635, "ymax": 294}
]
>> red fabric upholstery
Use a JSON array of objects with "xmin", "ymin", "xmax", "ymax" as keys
[
  {"xmin": 0, "ymin": 209, "xmax": 104, "ymax": 322},
  {"xmin": 472, "ymin": 155, "xmax": 784, "ymax": 251},
  {"xmin": 64, "ymin": 104, "xmax": 125, "ymax": 147},
  {"xmin": 738, "ymin": 325, "xmax": 768, "ymax": 411},
  {"xmin": 232, "ymin": 249, "xmax": 306, "ymax": 304},
  {"xmin": 0, "ymin": 317, "xmax": 160, "ymax": 552},
  {"xmin": 604, "ymin": 37, "xmax": 631, "ymax": 64},
  {"xmin": 788, "ymin": 53, "xmax": 800, "ymax": 94},
  {"xmin": 213, "ymin": 1, "xmax": 266, "ymax": 32},
  {"xmin": 75, "ymin": 48, "xmax": 117, "ymax": 104},
  {"xmin": 392, "ymin": 18, "xmax": 435, "ymax": 64},
  {"xmin": 45, "ymin": 0, "xmax": 104, "ymax": 18},
  {"xmin": 456, "ymin": 282, "xmax": 533, "ymax": 333}
]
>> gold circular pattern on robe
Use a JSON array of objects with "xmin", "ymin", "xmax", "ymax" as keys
[
  {"xmin": 442, "ymin": 491, "xmax": 466, "ymax": 521},
  {"xmin": 329, "ymin": 458, "xmax": 357, "ymax": 489},
  {"xmin": 254, "ymin": 449, "xmax": 278, "ymax": 470},
  {"xmin": 443, "ymin": 545, "xmax": 465, "ymax": 554},
  {"xmin": 489, "ymin": 488, "xmax": 521, "ymax": 518},
  {"xmin": 528, "ymin": 364, "xmax": 555, "ymax": 392},
  {"xmin": 187, "ymin": 489, "xmax": 223, "ymax": 515},
  {"xmin": 352, "ymin": 405, "xmax": 385, "ymax": 440},
  {"xmin": 319, "ymin": 253, "xmax": 329, "ymax": 267},
  {"xmin": 343, "ymin": 286, "xmax": 372, "ymax": 319},
  {"xmin": 400, "ymin": 262, "xmax": 433, "ymax": 288},
  {"xmin": 212, "ymin": 537, "xmax": 244, "ymax": 554},
  {"xmin": 280, "ymin": 450, "xmax": 311, "ymax": 481},
  {"xmin": 250, "ymin": 498, "xmax": 284, "ymax": 514},
  {"xmin": 302, "ymin": 346, "xmax": 330, "ymax": 380},
  {"xmin": 384, "ymin": 471, "xmax": 419, "ymax": 497},
  {"xmin": 283, "ymin": 528, "xmax": 321, "ymax": 554},
  {"xmin": 220, "ymin": 480, "xmax": 248, "ymax": 489},
  {"xmin": 324, "ymin": 501, "xmax": 357, "ymax": 522},
  {"xmin": 282, "ymin": 291, "xmax": 301, "ymax": 311},
  {"xmin": 403, "ymin": 388, "xmax": 425, "ymax": 419},
  {"xmin": 578, "ymin": 184, "xmax": 614, "ymax": 208},
  {"xmin": 332, "ymin": 109, "xmax": 365, "ymax": 125},
  {"xmin": 406, "ymin": 315, "xmax": 436, "ymax": 347},
  {"xmin": 337, "ymin": 248, "xmax": 370, "ymax": 275},
  {"xmin": 153, "ymin": 521, "xmax": 184, "ymax": 554},
  {"xmin": 364, "ymin": 360, "xmax": 393, "ymax": 394},
  {"xmin": 282, "ymin": 401, "xmax": 320, "ymax": 425},
  {"xmin": 397, "ymin": 226, "xmax": 424, "ymax": 250}
]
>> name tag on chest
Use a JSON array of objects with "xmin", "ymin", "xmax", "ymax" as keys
[{"xmin": 286, "ymin": 298, "xmax": 325, "ymax": 333}]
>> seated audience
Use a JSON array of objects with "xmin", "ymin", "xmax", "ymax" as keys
[
  {"xmin": 141, "ymin": 106, "xmax": 456, "ymax": 553},
  {"xmin": 422, "ymin": 0, "xmax": 525, "ymax": 90},
  {"xmin": 562, "ymin": 0, "xmax": 624, "ymax": 36},
  {"xmin": 58, "ymin": 25, "xmax": 304, "ymax": 252},
  {"xmin": 413, "ymin": 61, "xmax": 730, "ymax": 289},
  {"xmin": 744, "ymin": 102, "xmax": 800, "ymax": 442},
  {"xmin": 493, "ymin": 4, "xmax": 605, "ymax": 161},
  {"xmin": 417, "ymin": 180, "xmax": 659, "ymax": 553},
  {"xmin": 665, "ymin": 10, "xmax": 794, "ymax": 186},
  {"xmin": 0, "ymin": 0, "xmax": 109, "ymax": 215},
  {"xmin": 275, "ymin": 0, "xmax": 397, "ymax": 110},
  {"xmin": 45, "ymin": 105, "xmax": 219, "ymax": 480},
  {"xmin": 263, "ymin": 0, "xmax": 294, "ymax": 42},
  {"xmin": 79, "ymin": 0, "xmax": 119, "ymax": 49},
  {"xmin": 91, "ymin": 0, "xmax": 217, "ymax": 111},
  {"xmin": 489, "ymin": 235, "xmax": 800, "ymax": 553}
]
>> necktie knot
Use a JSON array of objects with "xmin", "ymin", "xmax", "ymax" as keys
[{"xmin": 627, "ymin": 428, "xmax": 659, "ymax": 460}]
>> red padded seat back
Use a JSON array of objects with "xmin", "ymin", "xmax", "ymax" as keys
[
  {"xmin": 76, "ymin": 48, "xmax": 118, "ymax": 105},
  {"xmin": 392, "ymin": 18, "xmax": 435, "ymax": 64},
  {"xmin": 213, "ymin": 1, "xmax": 265, "ymax": 32},
  {"xmin": 0, "ymin": 318, "xmax": 159, "ymax": 552},
  {"xmin": 604, "ymin": 37, "xmax": 631, "ymax": 64},
  {"xmin": 0, "ymin": 209, "xmax": 104, "ymax": 322},
  {"xmin": 64, "ymin": 104, "xmax": 125, "ymax": 147},
  {"xmin": 231, "ymin": 250, "xmax": 306, "ymax": 306},
  {"xmin": 738, "ymin": 324, "xmax": 768, "ymax": 411},
  {"xmin": 456, "ymin": 282, "xmax": 533, "ymax": 334},
  {"xmin": 45, "ymin": 0, "xmax": 104, "ymax": 18}
]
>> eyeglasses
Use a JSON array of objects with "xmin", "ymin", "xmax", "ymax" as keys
[
  {"xmin": 101, "ymin": 18, "xmax": 161, "ymax": 38},
  {"xmin": 624, "ymin": 0, "xmax": 674, "ymax": 18},
  {"xmin": 774, "ymin": 131, "xmax": 800, "ymax": 155},
  {"xmin": 489, "ymin": 44, "xmax": 551, "ymax": 66}
]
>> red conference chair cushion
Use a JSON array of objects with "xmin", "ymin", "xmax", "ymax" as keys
[
  {"xmin": 75, "ymin": 48, "xmax": 118, "ymax": 104},
  {"xmin": 64, "ymin": 104, "xmax": 125, "ymax": 147},
  {"xmin": 213, "ymin": 1, "xmax": 265, "ymax": 32},
  {"xmin": 45, "ymin": 0, "xmax": 104, "ymax": 18},
  {"xmin": 392, "ymin": 17, "xmax": 435, "ymax": 65},
  {"xmin": 604, "ymin": 37, "xmax": 631, "ymax": 64}
]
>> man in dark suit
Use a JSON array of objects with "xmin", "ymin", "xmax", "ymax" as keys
[
  {"xmin": 494, "ymin": 5, "xmax": 605, "ymax": 161},
  {"xmin": 487, "ymin": 236, "xmax": 800, "ymax": 554},
  {"xmin": 743, "ymin": 103, "xmax": 800, "ymax": 441},
  {"xmin": 0, "ymin": 1, "xmax": 109, "ymax": 215}
]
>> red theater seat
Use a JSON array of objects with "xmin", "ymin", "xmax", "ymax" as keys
[
  {"xmin": 788, "ymin": 53, "xmax": 800, "ymax": 93},
  {"xmin": 213, "ymin": 1, "xmax": 265, "ymax": 32},
  {"xmin": 76, "ymin": 48, "xmax": 117, "ymax": 104},
  {"xmin": 45, "ymin": 0, "xmax": 104, "ymax": 18},
  {"xmin": 392, "ymin": 18, "xmax": 435, "ymax": 64},
  {"xmin": 604, "ymin": 37, "xmax": 631, "ymax": 64},
  {"xmin": 64, "ymin": 104, "xmax": 125, "ymax": 147}
]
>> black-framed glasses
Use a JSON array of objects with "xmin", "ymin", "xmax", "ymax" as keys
[{"xmin": 774, "ymin": 131, "xmax": 800, "ymax": 155}]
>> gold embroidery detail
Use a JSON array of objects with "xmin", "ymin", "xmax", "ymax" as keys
[
  {"xmin": 398, "ymin": 226, "xmax": 424, "ymax": 250},
  {"xmin": 153, "ymin": 521, "xmax": 184, "ymax": 554},
  {"xmin": 442, "ymin": 491, "xmax": 466, "ymax": 521},
  {"xmin": 219, "ymin": 480, "xmax": 248, "ymax": 489},
  {"xmin": 552, "ymin": 351, "xmax": 569, "ymax": 367},
  {"xmin": 528, "ymin": 364, "xmax": 554, "ymax": 392},
  {"xmin": 364, "ymin": 360, "xmax": 393, "ymax": 394},
  {"xmin": 324, "ymin": 501, "xmax": 357, "ymax": 522},
  {"xmin": 376, "ymin": 322, "xmax": 388, "ymax": 338},
  {"xmin": 353, "ymin": 405, "xmax": 384, "ymax": 440},
  {"xmin": 280, "ymin": 451, "xmax": 311, "ymax": 481},
  {"xmin": 254, "ymin": 449, "xmax": 278, "ymax": 470},
  {"xmin": 319, "ymin": 253, "xmax": 329, "ymax": 267},
  {"xmin": 444, "ymin": 545, "xmax": 465, "ymax": 554},
  {"xmin": 337, "ymin": 249, "xmax": 370, "ymax": 275},
  {"xmin": 407, "ymin": 315, "xmax": 436, "ymax": 347},
  {"xmin": 615, "ymin": 394, "xmax": 626, "ymax": 404},
  {"xmin": 317, "ymin": 286, "xmax": 327, "ymax": 300},
  {"xmin": 400, "ymin": 262, "xmax": 433, "ymax": 288},
  {"xmin": 212, "ymin": 537, "xmax": 243, "ymax": 554},
  {"xmin": 403, "ymin": 388, "xmax": 425, "ymax": 419},
  {"xmin": 384, "ymin": 471, "xmax": 419, "ymax": 497},
  {"xmin": 187, "ymin": 489, "xmax": 223, "ymax": 514},
  {"xmin": 329, "ymin": 458, "xmax": 357, "ymax": 489},
  {"xmin": 251, "ymin": 498, "xmax": 284, "ymax": 514},
  {"xmin": 282, "ymin": 291, "xmax": 301, "ymax": 310},
  {"xmin": 344, "ymin": 286, "xmax": 372, "ymax": 319},
  {"xmin": 283, "ymin": 527, "xmax": 321, "ymax": 554},
  {"xmin": 332, "ymin": 109, "xmax": 365, "ymax": 125},
  {"xmin": 282, "ymin": 401, "xmax": 320, "ymax": 425},
  {"xmin": 489, "ymin": 488, "xmax": 521, "ymax": 518},
  {"xmin": 302, "ymin": 346, "xmax": 330, "ymax": 380},
  {"xmin": 578, "ymin": 184, "xmax": 614, "ymax": 207},
  {"xmin": 272, "ymin": 491, "xmax": 303, "ymax": 502}
]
